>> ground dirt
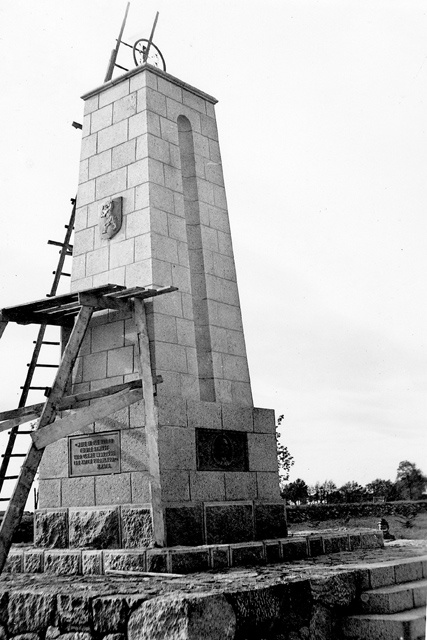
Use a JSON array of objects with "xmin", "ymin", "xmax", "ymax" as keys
[{"xmin": 289, "ymin": 514, "xmax": 427, "ymax": 540}]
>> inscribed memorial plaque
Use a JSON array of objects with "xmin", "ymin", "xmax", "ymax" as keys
[
  {"xmin": 69, "ymin": 431, "xmax": 121, "ymax": 477},
  {"xmin": 196, "ymin": 428, "xmax": 248, "ymax": 471}
]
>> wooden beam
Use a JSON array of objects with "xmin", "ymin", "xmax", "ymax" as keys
[
  {"xmin": 0, "ymin": 378, "xmax": 151, "ymax": 424},
  {"xmin": 78, "ymin": 291, "xmax": 132, "ymax": 313},
  {"xmin": 0, "ymin": 404, "xmax": 43, "ymax": 423},
  {"xmin": 32, "ymin": 387, "xmax": 143, "ymax": 449},
  {"xmin": 58, "ymin": 378, "xmax": 143, "ymax": 409},
  {"xmin": 133, "ymin": 297, "xmax": 165, "ymax": 547},
  {"xmin": 0, "ymin": 414, "xmax": 39, "ymax": 434},
  {"xmin": 0, "ymin": 304, "xmax": 94, "ymax": 575}
]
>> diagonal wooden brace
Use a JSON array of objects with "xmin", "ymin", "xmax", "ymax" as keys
[
  {"xmin": 0, "ymin": 304, "xmax": 94, "ymax": 574},
  {"xmin": 32, "ymin": 387, "xmax": 143, "ymax": 449},
  {"xmin": 133, "ymin": 297, "xmax": 165, "ymax": 547}
]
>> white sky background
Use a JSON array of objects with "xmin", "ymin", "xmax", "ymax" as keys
[{"xmin": 0, "ymin": 0, "xmax": 426, "ymax": 501}]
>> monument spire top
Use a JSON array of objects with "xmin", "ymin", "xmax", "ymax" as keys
[{"xmin": 104, "ymin": 3, "xmax": 166, "ymax": 83}]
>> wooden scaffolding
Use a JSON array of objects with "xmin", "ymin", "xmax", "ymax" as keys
[{"xmin": 0, "ymin": 283, "xmax": 177, "ymax": 573}]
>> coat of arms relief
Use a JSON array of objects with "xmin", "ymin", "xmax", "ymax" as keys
[{"xmin": 99, "ymin": 197, "xmax": 123, "ymax": 240}]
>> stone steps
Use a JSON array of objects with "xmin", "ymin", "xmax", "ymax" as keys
[
  {"xmin": 4, "ymin": 530, "xmax": 383, "ymax": 576},
  {"xmin": 340, "ymin": 556, "xmax": 427, "ymax": 640},
  {"xmin": 358, "ymin": 578, "xmax": 427, "ymax": 614},
  {"xmin": 341, "ymin": 606, "xmax": 426, "ymax": 640}
]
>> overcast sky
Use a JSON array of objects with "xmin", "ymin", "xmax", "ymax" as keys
[{"xmin": 0, "ymin": 1, "xmax": 426, "ymax": 497}]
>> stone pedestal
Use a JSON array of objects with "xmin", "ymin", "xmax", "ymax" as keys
[{"xmin": 35, "ymin": 63, "xmax": 287, "ymax": 548}]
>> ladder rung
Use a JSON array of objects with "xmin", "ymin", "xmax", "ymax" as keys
[
  {"xmin": 36, "ymin": 341, "xmax": 60, "ymax": 345},
  {"xmin": 20, "ymin": 386, "xmax": 49, "ymax": 391},
  {"xmin": 47, "ymin": 240, "xmax": 73, "ymax": 249},
  {"xmin": 0, "ymin": 498, "xmax": 10, "ymax": 501},
  {"xmin": 52, "ymin": 271, "xmax": 71, "ymax": 277},
  {"xmin": 1, "ymin": 454, "xmax": 25, "ymax": 458},
  {"xmin": 2, "ymin": 476, "xmax": 19, "ymax": 480},
  {"xmin": 9, "ymin": 431, "xmax": 33, "ymax": 435},
  {"xmin": 29, "ymin": 363, "xmax": 58, "ymax": 368}
]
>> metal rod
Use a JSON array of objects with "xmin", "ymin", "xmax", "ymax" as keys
[
  {"xmin": 104, "ymin": 2, "xmax": 130, "ymax": 82},
  {"xmin": 143, "ymin": 11, "xmax": 159, "ymax": 63}
]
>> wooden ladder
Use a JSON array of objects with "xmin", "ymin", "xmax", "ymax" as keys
[
  {"xmin": 0, "ymin": 198, "xmax": 76, "ymax": 505},
  {"xmin": 0, "ymin": 283, "xmax": 177, "ymax": 574}
]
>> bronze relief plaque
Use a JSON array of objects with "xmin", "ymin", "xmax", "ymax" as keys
[
  {"xmin": 196, "ymin": 428, "xmax": 248, "ymax": 472},
  {"xmin": 69, "ymin": 431, "xmax": 121, "ymax": 477}
]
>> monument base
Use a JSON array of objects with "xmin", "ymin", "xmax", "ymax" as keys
[
  {"xmin": 34, "ymin": 500, "xmax": 287, "ymax": 549},
  {"xmin": 37, "ymin": 397, "xmax": 286, "ymax": 548}
]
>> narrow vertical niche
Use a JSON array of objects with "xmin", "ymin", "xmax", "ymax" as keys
[{"xmin": 178, "ymin": 115, "xmax": 216, "ymax": 402}]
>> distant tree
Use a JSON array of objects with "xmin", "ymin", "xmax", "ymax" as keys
[
  {"xmin": 321, "ymin": 480, "xmax": 338, "ymax": 503},
  {"xmin": 395, "ymin": 461, "xmax": 427, "ymax": 501},
  {"xmin": 276, "ymin": 415, "xmax": 294, "ymax": 490},
  {"xmin": 282, "ymin": 478, "xmax": 309, "ymax": 505},
  {"xmin": 308, "ymin": 480, "xmax": 339, "ymax": 503},
  {"xmin": 365, "ymin": 478, "xmax": 394, "ymax": 501},
  {"xmin": 339, "ymin": 481, "xmax": 366, "ymax": 503}
]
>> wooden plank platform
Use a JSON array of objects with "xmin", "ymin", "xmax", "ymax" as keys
[{"xmin": 0, "ymin": 284, "xmax": 178, "ymax": 326}]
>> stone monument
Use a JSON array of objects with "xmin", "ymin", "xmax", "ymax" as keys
[{"xmin": 35, "ymin": 61, "xmax": 287, "ymax": 549}]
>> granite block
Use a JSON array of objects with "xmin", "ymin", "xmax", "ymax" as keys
[
  {"xmin": 61, "ymin": 477, "xmax": 96, "ymax": 508},
  {"xmin": 92, "ymin": 595, "xmax": 128, "ymax": 634},
  {"xmin": 130, "ymin": 472, "xmax": 151, "ymax": 503},
  {"xmin": 187, "ymin": 400, "xmax": 222, "ymax": 429},
  {"xmin": 103, "ymin": 550, "xmax": 146, "ymax": 573},
  {"xmin": 44, "ymin": 550, "xmax": 81, "ymax": 575},
  {"xmin": 256, "ymin": 472, "xmax": 281, "ymax": 500},
  {"xmin": 280, "ymin": 538, "xmax": 308, "ymax": 561},
  {"xmin": 394, "ymin": 560, "xmax": 423, "ymax": 584},
  {"xmin": 121, "ymin": 506, "xmax": 153, "ymax": 548},
  {"xmin": 348, "ymin": 533, "xmax": 362, "ymax": 550},
  {"xmin": 264, "ymin": 541, "xmax": 281, "ymax": 564},
  {"xmin": 57, "ymin": 592, "xmax": 92, "ymax": 631},
  {"xmin": 34, "ymin": 509, "xmax": 68, "ymax": 549},
  {"xmin": 169, "ymin": 549, "xmax": 210, "ymax": 574},
  {"xmin": 157, "ymin": 395, "xmax": 187, "ymax": 427},
  {"xmin": 360, "ymin": 531, "xmax": 383, "ymax": 549},
  {"xmin": 221, "ymin": 405, "xmax": 253, "ymax": 432},
  {"xmin": 209, "ymin": 545, "xmax": 230, "ymax": 570},
  {"xmin": 248, "ymin": 433, "xmax": 278, "ymax": 472},
  {"xmin": 205, "ymin": 503, "xmax": 254, "ymax": 545},
  {"xmin": 230, "ymin": 542, "xmax": 265, "ymax": 567},
  {"xmin": 121, "ymin": 428, "xmax": 148, "ymax": 471},
  {"xmin": 323, "ymin": 534, "xmax": 349, "ymax": 554},
  {"xmin": 161, "ymin": 470, "xmax": 190, "ymax": 501},
  {"xmin": 224, "ymin": 472, "xmax": 256, "ymax": 500},
  {"xmin": 369, "ymin": 564, "xmax": 396, "ymax": 589},
  {"xmin": 159, "ymin": 427, "xmax": 196, "ymax": 470},
  {"xmin": 69, "ymin": 507, "xmax": 120, "ymax": 549},
  {"xmin": 95, "ymin": 474, "xmax": 131, "ymax": 506},
  {"xmin": 254, "ymin": 503, "xmax": 288, "ymax": 540},
  {"xmin": 4, "ymin": 551, "xmax": 23, "ymax": 573},
  {"xmin": 146, "ymin": 550, "xmax": 168, "ymax": 573},
  {"xmin": 128, "ymin": 592, "xmax": 236, "ymax": 640},
  {"xmin": 189, "ymin": 471, "xmax": 225, "ymax": 501},
  {"xmin": 7, "ymin": 590, "xmax": 56, "ymax": 634},
  {"xmin": 82, "ymin": 550, "xmax": 103, "ymax": 575},
  {"xmin": 38, "ymin": 479, "xmax": 61, "ymax": 508},
  {"xmin": 253, "ymin": 408, "xmax": 276, "ymax": 433},
  {"xmin": 165, "ymin": 505, "xmax": 204, "ymax": 546},
  {"xmin": 23, "ymin": 550, "xmax": 44, "ymax": 573},
  {"xmin": 307, "ymin": 537, "xmax": 324, "ymax": 557}
]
